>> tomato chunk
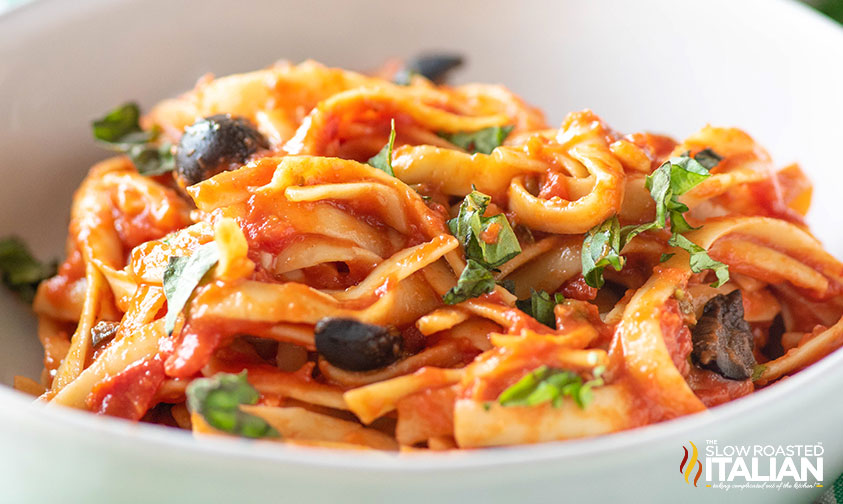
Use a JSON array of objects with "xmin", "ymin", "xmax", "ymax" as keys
[{"xmin": 87, "ymin": 356, "xmax": 166, "ymax": 420}]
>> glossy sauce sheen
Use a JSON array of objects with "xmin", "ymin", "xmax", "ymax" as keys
[{"xmin": 30, "ymin": 61, "xmax": 843, "ymax": 451}]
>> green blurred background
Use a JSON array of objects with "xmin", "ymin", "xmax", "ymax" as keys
[{"xmin": 807, "ymin": 0, "xmax": 843, "ymax": 22}]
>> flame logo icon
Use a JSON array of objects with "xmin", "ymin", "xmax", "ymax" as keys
[{"xmin": 679, "ymin": 441, "xmax": 703, "ymax": 487}]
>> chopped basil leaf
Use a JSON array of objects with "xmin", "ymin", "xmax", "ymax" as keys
[
  {"xmin": 367, "ymin": 119, "xmax": 396, "ymax": 176},
  {"xmin": 0, "ymin": 237, "xmax": 55, "ymax": 302},
  {"xmin": 186, "ymin": 371, "xmax": 279, "ymax": 439},
  {"xmin": 660, "ymin": 252, "xmax": 676, "ymax": 263},
  {"xmin": 163, "ymin": 242, "xmax": 220, "ymax": 335},
  {"xmin": 581, "ymin": 216, "xmax": 625, "ymax": 288},
  {"xmin": 581, "ymin": 149, "xmax": 729, "ymax": 288},
  {"xmin": 515, "ymin": 224, "xmax": 535, "ymax": 244},
  {"xmin": 124, "ymin": 142, "xmax": 176, "ymax": 176},
  {"xmin": 668, "ymin": 233, "xmax": 729, "ymax": 287},
  {"xmin": 448, "ymin": 189, "xmax": 521, "ymax": 269},
  {"xmin": 515, "ymin": 289, "xmax": 564, "ymax": 328},
  {"xmin": 618, "ymin": 220, "xmax": 659, "ymax": 251},
  {"xmin": 498, "ymin": 278, "xmax": 516, "ymax": 295},
  {"xmin": 439, "ymin": 125, "xmax": 513, "ymax": 155},
  {"xmin": 644, "ymin": 150, "xmax": 717, "ymax": 233},
  {"xmin": 663, "ymin": 154, "xmax": 712, "ymax": 195},
  {"xmin": 498, "ymin": 365, "xmax": 604, "ymax": 409},
  {"xmin": 92, "ymin": 102, "xmax": 148, "ymax": 143},
  {"xmin": 443, "ymin": 259, "xmax": 496, "ymax": 305},
  {"xmin": 751, "ymin": 364, "xmax": 767, "ymax": 382},
  {"xmin": 692, "ymin": 148, "xmax": 723, "ymax": 171},
  {"xmin": 92, "ymin": 102, "xmax": 175, "ymax": 176}
]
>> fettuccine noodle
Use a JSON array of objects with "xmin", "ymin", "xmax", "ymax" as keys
[{"xmin": 16, "ymin": 58, "xmax": 841, "ymax": 451}]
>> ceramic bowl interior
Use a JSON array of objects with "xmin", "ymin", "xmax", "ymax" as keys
[{"xmin": 1, "ymin": 0, "xmax": 842, "ymax": 502}]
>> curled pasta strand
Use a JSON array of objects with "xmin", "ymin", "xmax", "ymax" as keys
[
  {"xmin": 392, "ymin": 144, "xmax": 546, "ymax": 202},
  {"xmin": 49, "ymin": 319, "xmax": 164, "ymax": 408},
  {"xmin": 344, "ymin": 367, "xmax": 463, "ymax": 424},
  {"xmin": 755, "ymin": 317, "xmax": 843, "ymax": 386},
  {"xmin": 453, "ymin": 385, "xmax": 638, "ymax": 448},
  {"xmin": 283, "ymin": 87, "xmax": 510, "ymax": 156},
  {"xmin": 241, "ymin": 405, "xmax": 399, "ymax": 450},
  {"xmin": 508, "ymin": 111, "xmax": 626, "ymax": 234},
  {"xmin": 319, "ymin": 338, "xmax": 473, "ymax": 388},
  {"xmin": 45, "ymin": 262, "xmax": 104, "ymax": 398},
  {"xmin": 684, "ymin": 216, "xmax": 843, "ymax": 297},
  {"xmin": 612, "ymin": 266, "xmax": 706, "ymax": 419}
]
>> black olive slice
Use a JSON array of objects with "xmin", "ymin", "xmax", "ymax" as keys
[
  {"xmin": 314, "ymin": 318, "xmax": 402, "ymax": 372},
  {"xmin": 691, "ymin": 290, "xmax": 757, "ymax": 380},
  {"xmin": 175, "ymin": 114, "xmax": 268, "ymax": 186},
  {"xmin": 395, "ymin": 53, "xmax": 464, "ymax": 85}
]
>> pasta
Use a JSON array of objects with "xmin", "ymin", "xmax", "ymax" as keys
[{"xmin": 10, "ymin": 56, "xmax": 843, "ymax": 451}]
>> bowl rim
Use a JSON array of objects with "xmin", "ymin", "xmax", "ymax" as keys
[
  {"xmin": 2, "ymin": 0, "xmax": 843, "ymax": 473},
  {"xmin": 1, "ymin": 336, "xmax": 840, "ymax": 472}
]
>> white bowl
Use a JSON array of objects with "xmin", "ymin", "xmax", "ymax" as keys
[{"xmin": 1, "ymin": 0, "xmax": 842, "ymax": 502}]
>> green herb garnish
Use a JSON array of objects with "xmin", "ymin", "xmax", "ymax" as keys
[
  {"xmin": 0, "ymin": 237, "xmax": 55, "ymax": 302},
  {"xmin": 498, "ymin": 365, "xmax": 605, "ymax": 409},
  {"xmin": 439, "ymin": 125, "xmax": 513, "ymax": 155},
  {"xmin": 581, "ymin": 150, "xmax": 729, "ymax": 288},
  {"xmin": 581, "ymin": 215, "xmax": 625, "ymax": 289},
  {"xmin": 163, "ymin": 242, "xmax": 220, "ymax": 335},
  {"xmin": 498, "ymin": 278, "xmax": 516, "ymax": 295},
  {"xmin": 448, "ymin": 189, "xmax": 521, "ymax": 269},
  {"xmin": 367, "ymin": 118, "xmax": 396, "ymax": 176},
  {"xmin": 669, "ymin": 234, "xmax": 729, "ymax": 288},
  {"xmin": 644, "ymin": 150, "xmax": 713, "ymax": 233},
  {"xmin": 751, "ymin": 364, "xmax": 767, "ymax": 382},
  {"xmin": 515, "ymin": 289, "xmax": 564, "ymax": 328},
  {"xmin": 443, "ymin": 259, "xmax": 496, "ymax": 305},
  {"xmin": 92, "ymin": 102, "xmax": 175, "ymax": 176},
  {"xmin": 692, "ymin": 148, "xmax": 722, "ymax": 170},
  {"xmin": 186, "ymin": 371, "xmax": 279, "ymax": 438}
]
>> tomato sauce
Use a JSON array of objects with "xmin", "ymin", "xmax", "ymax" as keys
[
  {"xmin": 659, "ymin": 299, "xmax": 692, "ymax": 378},
  {"xmin": 503, "ymin": 307, "xmax": 556, "ymax": 335},
  {"xmin": 687, "ymin": 367, "xmax": 754, "ymax": 407},
  {"xmin": 624, "ymin": 132, "xmax": 678, "ymax": 168},
  {"xmin": 40, "ymin": 247, "xmax": 85, "ymax": 307},
  {"xmin": 396, "ymin": 386, "xmax": 456, "ymax": 443},
  {"xmin": 537, "ymin": 170, "xmax": 570, "ymax": 200},
  {"xmin": 87, "ymin": 356, "xmax": 166, "ymax": 420},
  {"xmin": 558, "ymin": 275, "xmax": 598, "ymax": 301},
  {"xmin": 164, "ymin": 319, "xmax": 225, "ymax": 379},
  {"xmin": 480, "ymin": 221, "xmax": 501, "ymax": 244}
]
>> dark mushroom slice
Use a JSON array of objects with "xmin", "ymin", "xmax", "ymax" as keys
[
  {"xmin": 90, "ymin": 320, "xmax": 119, "ymax": 347},
  {"xmin": 394, "ymin": 53, "xmax": 464, "ymax": 85},
  {"xmin": 314, "ymin": 317, "xmax": 403, "ymax": 372},
  {"xmin": 691, "ymin": 290, "xmax": 757, "ymax": 380},
  {"xmin": 175, "ymin": 114, "xmax": 269, "ymax": 186}
]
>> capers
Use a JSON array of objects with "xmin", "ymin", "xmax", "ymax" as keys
[
  {"xmin": 314, "ymin": 318, "xmax": 402, "ymax": 371},
  {"xmin": 175, "ymin": 114, "xmax": 268, "ymax": 186}
]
